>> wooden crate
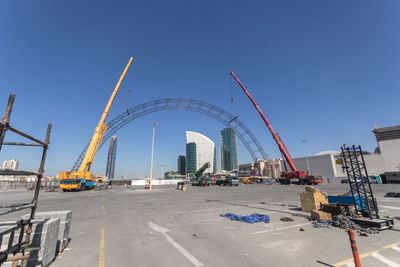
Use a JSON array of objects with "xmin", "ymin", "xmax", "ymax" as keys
[
  {"xmin": 300, "ymin": 192, "xmax": 328, "ymax": 212},
  {"xmin": 311, "ymin": 210, "xmax": 332, "ymax": 221}
]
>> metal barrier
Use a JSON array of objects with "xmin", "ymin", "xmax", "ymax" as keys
[
  {"xmin": 0, "ymin": 181, "xmax": 56, "ymax": 191},
  {"xmin": 0, "ymin": 94, "xmax": 52, "ymax": 266}
]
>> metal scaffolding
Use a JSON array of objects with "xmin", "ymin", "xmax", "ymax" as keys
[{"xmin": 0, "ymin": 94, "xmax": 52, "ymax": 265}]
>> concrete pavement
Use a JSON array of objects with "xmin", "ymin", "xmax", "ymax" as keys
[{"xmin": 1, "ymin": 183, "xmax": 400, "ymax": 266}]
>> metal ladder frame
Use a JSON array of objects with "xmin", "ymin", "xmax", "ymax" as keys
[
  {"xmin": 341, "ymin": 145, "xmax": 379, "ymax": 219},
  {"xmin": 0, "ymin": 94, "xmax": 52, "ymax": 266}
]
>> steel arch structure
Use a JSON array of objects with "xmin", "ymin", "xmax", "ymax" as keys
[{"xmin": 72, "ymin": 98, "xmax": 267, "ymax": 171}]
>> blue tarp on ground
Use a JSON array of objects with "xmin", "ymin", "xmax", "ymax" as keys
[
  {"xmin": 385, "ymin": 192, "xmax": 400, "ymax": 198},
  {"xmin": 220, "ymin": 213, "xmax": 270, "ymax": 223}
]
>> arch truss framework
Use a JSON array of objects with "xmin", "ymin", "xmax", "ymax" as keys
[{"xmin": 72, "ymin": 98, "xmax": 267, "ymax": 171}]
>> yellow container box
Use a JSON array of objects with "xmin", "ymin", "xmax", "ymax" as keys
[{"xmin": 300, "ymin": 192, "xmax": 328, "ymax": 212}]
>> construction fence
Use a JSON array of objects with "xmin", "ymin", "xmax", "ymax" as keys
[{"xmin": 0, "ymin": 181, "xmax": 57, "ymax": 191}]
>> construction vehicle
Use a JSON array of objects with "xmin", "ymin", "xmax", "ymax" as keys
[
  {"xmin": 191, "ymin": 162, "xmax": 211, "ymax": 186},
  {"xmin": 94, "ymin": 178, "xmax": 107, "ymax": 190},
  {"xmin": 59, "ymin": 57, "xmax": 134, "ymax": 191},
  {"xmin": 242, "ymin": 176, "xmax": 255, "ymax": 184},
  {"xmin": 145, "ymin": 178, "xmax": 152, "ymax": 190},
  {"xmin": 230, "ymin": 72, "xmax": 323, "ymax": 185},
  {"xmin": 216, "ymin": 176, "xmax": 239, "ymax": 186}
]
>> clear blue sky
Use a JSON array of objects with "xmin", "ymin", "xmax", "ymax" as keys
[{"xmin": 1, "ymin": 0, "xmax": 399, "ymax": 177}]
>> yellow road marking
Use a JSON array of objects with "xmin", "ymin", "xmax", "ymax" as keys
[
  {"xmin": 334, "ymin": 241, "xmax": 400, "ymax": 266},
  {"xmin": 98, "ymin": 228, "xmax": 105, "ymax": 267}
]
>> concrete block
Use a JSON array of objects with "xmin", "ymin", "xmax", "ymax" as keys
[
  {"xmin": 0, "ymin": 225, "xmax": 23, "ymax": 256},
  {"xmin": 23, "ymin": 210, "xmax": 72, "ymax": 252},
  {"xmin": 26, "ymin": 218, "xmax": 60, "ymax": 267}
]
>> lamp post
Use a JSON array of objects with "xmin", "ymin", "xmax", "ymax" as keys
[
  {"xmin": 161, "ymin": 156, "xmax": 164, "ymax": 179},
  {"xmin": 302, "ymin": 139, "xmax": 311, "ymax": 175},
  {"xmin": 150, "ymin": 122, "xmax": 158, "ymax": 179}
]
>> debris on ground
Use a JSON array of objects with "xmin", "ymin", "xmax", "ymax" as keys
[
  {"xmin": 299, "ymin": 228, "xmax": 305, "ymax": 231},
  {"xmin": 311, "ymin": 215, "xmax": 380, "ymax": 236},
  {"xmin": 321, "ymin": 203, "xmax": 355, "ymax": 217},
  {"xmin": 260, "ymin": 202, "xmax": 266, "ymax": 204},
  {"xmin": 220, "ymin": 213, "xmax": 270, "ymax": 224},
  {"xmin": 312, "ymin": 220, "xmax": 331, "ymax": 228},
  {"xmin": 311, "ymin": 210, "xmax": 332, "ymax": 221},
  {"xmin": 332, "ymin": 215, "xmax": 356, "ymax": 229},
  {"xmin": 280, "ymin": 217, "xmax": 294, "ymax": 222}
]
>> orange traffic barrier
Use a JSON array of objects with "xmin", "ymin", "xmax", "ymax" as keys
[{"xmin": 347, "ymin": 229, "xmax": 362, "ymax": 267}]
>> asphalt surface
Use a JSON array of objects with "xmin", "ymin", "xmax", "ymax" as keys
[{"xmin": 1, "ymin": 183, "xmax": 400, "ymax": 267}]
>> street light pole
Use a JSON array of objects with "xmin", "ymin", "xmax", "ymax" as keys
[
  {"xmin": 150, "ymin": 122, "xmax": 158, "ymax": 179},
  {"xmin": 161, "ymin": 157, "xmax": 164, "ymax": 179},
  {"xmin": 302, "ymin": 139, "xmax": 311, "ymax": 175}
]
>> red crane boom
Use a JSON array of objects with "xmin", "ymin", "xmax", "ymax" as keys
[
  {"xmin": 230, "ymin": 72, "xmax": 297, "ymax": 172},
  {"xmin": 230, "ymin": 72, "xmax": 323, "ymax": 185}
]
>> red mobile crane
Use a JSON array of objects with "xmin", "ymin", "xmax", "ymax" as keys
[{"xmin": 230, "ymin": 72, "xmax": 323, "ymax": 185}]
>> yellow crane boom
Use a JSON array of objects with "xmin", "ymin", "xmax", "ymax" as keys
[
  {"xmin": 79, "ymin": 57, "xmax": 133, "ymax": 172},
  {"xmin": 59, "ymin": 57, "xmax": 133, "ymax": 191}
]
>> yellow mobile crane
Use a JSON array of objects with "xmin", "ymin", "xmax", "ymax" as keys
[{"xmin": 60, "ymin": 57, "xmax": 133, "ymax": 191}]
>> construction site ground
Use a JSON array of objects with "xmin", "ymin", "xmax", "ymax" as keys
[{"xmin": 2, "ymin": 183, "xmax": 400, "ymax": 267}]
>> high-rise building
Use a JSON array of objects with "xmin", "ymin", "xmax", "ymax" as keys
[
  {"xmin": 186, "ymin": 143, "xmax": 197, "ymax": 173},
  {"xmin": 106, "ymin": 136, "xmax": 117, "ymax": 179},
  {"xmin": 220, "ymin": 128, "xmax": 238, "ymax": 171},
  {"xmin": 186, "ymin": 131, "xmax": 215, "ymax": 174},
  {"xmin": 178, "ymin": 155, "xmax": 186, "ymax": 175},
  {"xmin": 213, "ymin": 147, "xmax": 217, "ymax": 173},
  {"xmin": 2, "ymin": 159, "xmax": 19, "ymax": 170}
]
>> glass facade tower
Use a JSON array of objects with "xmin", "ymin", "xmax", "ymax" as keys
[
  {"xmin": 178, "ymin": 155, "xmax": 186, "ymax": 175},
  {"xmin": 213, "ymin": 147, "xmax": 217, "ymax": 173},
  {"xmin": 186, "ymin": 143, "xmax": 197, "ymax": 174},
  {"xmin": 106, "ymin": 135, "xmax": 117, "ymax": 179},
  {"xmin": 186, "ymin": 131, "xmax": 215, "ymax": 174},
  {"xmin": 221, "ymin": 128, "xmax": 238, "ymax": 171}
]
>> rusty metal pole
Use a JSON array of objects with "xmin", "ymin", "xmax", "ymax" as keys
[
  {"xmin": 3, "ymin": 94, "xmax": 15, "ymax": 123},
  {"xmin": 22, "ymin": 124, "xmax": 51, "ymax": 267},
  {"xmin": 0, "ymin": 94, "xmax": 15, "ymax": 151},
  {"xmin": 347, "ymin": 229, "xmax": 362, "ymax": 267}
]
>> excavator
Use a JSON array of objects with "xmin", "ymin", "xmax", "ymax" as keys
[
  {"xmin": 230, "ymin": 72, "xmax": 323, "ymax": 185},
  {"xmin": 191, "ymin": 162, "xmax": 212, "ymax": 186},
  {"xmin": 59, "ymin": 58, "xmax": 133, "ymax": 191}
]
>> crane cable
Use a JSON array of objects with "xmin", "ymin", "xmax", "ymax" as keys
[
  {"xmin": 126, "ymin": 88, "xmax": 132, "ymax": 116},
  {"xmin": 230, "ymin": 73, "xmax": 234, "ymax": 112}
]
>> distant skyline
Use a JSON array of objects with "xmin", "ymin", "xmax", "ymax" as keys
[{"xmin": 1, "ymin": 1, "xmax": 399, "ymax": 177}]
